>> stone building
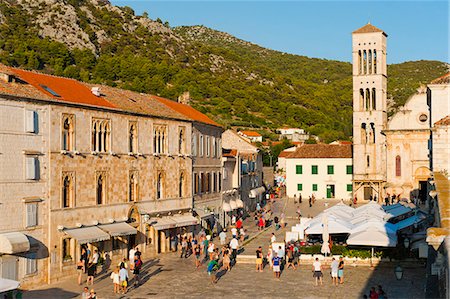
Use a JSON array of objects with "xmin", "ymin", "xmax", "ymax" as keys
[
  {"xmin": 0, "ymin": 65, "xmax": 200, "ymax": 287},
  {"xmin": 237, "ymin": 130, "xmax": 263, "ymax": 143},
  {"xmin": 153, "ymin": 97, "xmax": 224, "ymax": 232},
  {"xmin": 221, "ymin": 130, "xmax": 264, "ymax": 225}
]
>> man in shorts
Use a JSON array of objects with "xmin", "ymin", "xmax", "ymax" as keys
[
  {"xmin": 207, "ymin": 259, "xmax": 219, "ymax": 284},
  {"xmin": 331, "ymin": 257, "xmax": 339, "ymax": 286},
  {"xmin": 312, "ymin": 257, "xmax": 323, "ymax": 286},
  {"xmin": 272, "ymin": 252, "xmax": 281, "ymax": 279},
  {"xmin": 256, "ymin": 246, "xmax": 263, "ymax": 272}
]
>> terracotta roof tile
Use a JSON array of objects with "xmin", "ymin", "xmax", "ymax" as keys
[
  {"xmin": 353, "ymin": 23, "xmax": 386, "ymax": 35},
  {"xmin": 278, "ymin": 151, "xmax": 291, "ymax": 158},
  {"xmin": 287, "ymin": 144, "xmax": 352, "ymax": 159},
  {"xmin": 223, "ymin": 149, "xmax": 237, "ymax": 158},
  {"xmin": 153, "ymin": 96, "xmax": 221, "ymax": 127},
  {"xmin": 430, "ymin": 73, "xmax": 450, "ymax": 85},
  {"xmin": 434, "ymin": 115, "xmax": 450, "ymax": 126},
  {"xmin": 239, "ymin": 130, "xmax": 262, "ymax": 137}
]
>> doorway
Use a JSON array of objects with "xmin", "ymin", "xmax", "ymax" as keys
[
  {"xmin": 364, "ymin": 186, "xmax": 372, "ymax": 201},
  {"xmin": 128, "ymin": 234, "xmax": 136, "ymax": 252},
  {"xmin": 326, "ymin": 185, "xmax": 335, "ymax": 198},
  {"xmin": 419, "ymin": 181, "xmax": 428, "ymax": 204}
]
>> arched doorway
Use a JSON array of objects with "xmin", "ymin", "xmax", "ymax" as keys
[
  {"xmin": 413, "ymin": 166, "xmax": 431, "ymax": 204},
  {"xmin": 127, "ymin": 206, "xmax": 140, "ymax": 251}
]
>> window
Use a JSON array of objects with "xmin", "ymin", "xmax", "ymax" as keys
[
  {"xmin": 25, "ymin": 253, "xmax": 37, "ymax": 275},
  {"xmin": 395, "ymin": 155, "xmax": 401, "ymax": 177},
  {"xmin": 194, "ymin": 173, "xmax": 199, "ymax": 194},
  {"xmin": 216, "ymin": 138, "xmax": 221, "ymax": 158},
  {"xmin": 25, "ymin": 156, "xmax": 40, "ymax": 180},
  {"xmin": 92, "ymin": 119, "xmax": 111, "ymax": 152},
  {"xmin": 62, "ymin": 238, "xmax": 72, "ymax": 261},
  {"xmin": 327, "ymin": 165, "xmax": 334, "ymax": 175},
  {"xmin": 25, "ymin": 110, "xmax": 38, "ymax": 133},
  {"xmin": 312, "ymin": 184, "xmax": 318, "ymax": 191},
  {"xmin": 192, "ymin": 134, "xmax": 197, "ymax": 156},
  {"xmin": 297, "ymin": 184, "xmax": 303, "ymax": 191},
  {"xmin": 206, "ymin": 136, "xmax": 210, "ymax": 157},
  {"xmin": 200, "ymin": 173, "xmax": 205, "ymax": 193},
  {"xmin": 156, "ymin": 172, "xmax": 163, "ymax": 199},
  {"xmin": 370, "ymin": 123, "xmax": 376, "ymax": 144},
  {"xmin": 311, "ymin": 165, "xmax": 318, "ymax": 175},
  {"xmin": 179, "ymin": 173, "xmax": 184, "ymax": 197},
  {"xmin": 372, "ymin": 88, "xmax": 376, "ymax": 110},
  {"xmin": 361, "ymin": 123, "xmax": 367, "ymax": 144},
  {"xmin": 359, "ymin": 89, "xmax": 364, "ymax": 111},
  {"xmin": 368, "ymin": 50, "xmax": 372, "ymax": 74},
  {"xmin": 39, "ymin": 84, "xmax": 60, "ymax": 97},
  {"xmin": 96, "ymin": 173, "xmax": 106, "ymax": 204},
  {"xmin": 129, "ymin": 172, "xmax": 138, "ymax": 202},
  {"xmin": 358, "ymin": 50, "xmax": 362, "ymax": 74},
  {"xmin": 128, "ymin": 122, "xmax": 137, "ymax": 153},
  {"xmin": 346, "ymin": 165, "xmax": 353, "ymax": 175},
  {"xmin": 212, "ymin": 138, "xmax": 217, "ymax": 157},
  {"xmin": 205, "ymin": 172, "xmax": 210, "ymax": 193},
  {"xmin": 62, "ymin": 114, "xmax": 74, "ymax": 151},
  {"xmin": 367, "ymin": 155, "xmax": 370, "ymax": 168},
  {"xmin": 199, "ymin": 135, "xmax": 204, "ymax": 156},
  {"xmin": 218, "ymin": 172, "xmax": 222, "ymax": 192},
  {"xmin": 365, "ymin": 88, "xmax": 370, "ymax": 110},
  {"xmin": 296, "ymin": 165, "xmax": 303, "ymax": 174},
  {"xmin": 26, "ymin": 203, "xmax": 38, "ymax": 227},
  {"xmin": 373, "ymin": 50, "xmax": 377, "ymax": 74},
  {"xmin": 178, "ymin": 128, "xmax": 185, "ymax": 154},
  {"xmin": 62, "ymin": 173, "xmax": 74, "ymax": 208},
  {"xmin": 347, "ymin": 184, "xmax": 353, "ymax": 192},
  {"xmin": 153, "ymin": 125, "xmax": 167, "ymax": 154}
]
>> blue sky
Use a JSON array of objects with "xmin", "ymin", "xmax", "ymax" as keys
[{"xmin": 111, "ymin": 1, "xmax": 449, "ymax": 64}]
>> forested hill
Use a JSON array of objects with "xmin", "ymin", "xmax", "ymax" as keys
[{"xmin": 0, "ymin": 0, "xmax": 447, "ymax": 142}]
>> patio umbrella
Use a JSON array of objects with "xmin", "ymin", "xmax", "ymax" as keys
[
  {"xmin": 320, "ymin": 214, "xmax": 331, "ymax": 256},
  {"xmin": 0, "ymin": 278, "xmax": 19, "ymax": 293}
]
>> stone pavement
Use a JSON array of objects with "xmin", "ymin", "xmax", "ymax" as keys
[{"xmin": 23, "ymin": 198, "xmax": 427, "ymax": 298}]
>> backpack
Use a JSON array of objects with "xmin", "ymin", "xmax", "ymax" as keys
[{"xmin": 135, "ymin": 259, "xmax": 142, "ymax": 269}]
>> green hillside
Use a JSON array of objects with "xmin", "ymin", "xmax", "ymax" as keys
[{"xmin": 0, "ymin": 1, "xmax": 447, "ymax": 142}]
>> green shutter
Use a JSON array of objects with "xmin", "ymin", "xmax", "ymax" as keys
[
  {"xmin": 346, "ymin": 184, "xmax": 353, "ymax": 192},
  {"xmin": 327, "ymin": 165, "xmax": 334, "ymax": 174},
  {"xmin": 312, "ymin": 184, "xmax": 318, "ymax": 191},
  {"xmin": 297, "ymin": 184, "xmax": 303, "ymax": 191},
  {"xmin": 346, "ymin": 165, "xmax": 353, "ymax": 174},
  {"xmin": 296, "ymin": 165, "xmax": 303, "ymax": 174},
  {"xmin": 312, "ymin": 165, "xmax": 318, "ymax": 174}
]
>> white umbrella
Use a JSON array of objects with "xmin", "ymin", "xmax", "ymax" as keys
[
  {"xmin": 321, "ymin": 214, "xmax": 330, "ymax": 256},
  {"xmin": 0, "ymin": 278, "xmax": 20, "ymax": 293}
]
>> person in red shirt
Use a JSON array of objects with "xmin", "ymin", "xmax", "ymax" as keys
[{"xmin": 236, "ymin": 218, "xmax": 243, "ymax": 229}]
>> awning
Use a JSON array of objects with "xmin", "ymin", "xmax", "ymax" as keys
[
  {"xmin": 171, "ymin": 215, "xmax": 199, "ymax": 227},
  {"xmin": 236, "ymin": 199, "xmax": 244, "ymax": 208},
  {"xmin": 249, "ymin": 186, "xmax": 265, "ymax": 198},
  {"xmin": 229, "ymin": 200, "xmax": 238, "ymax": 210},
  {"xmin": 99, "ymin": 222, "xmax": 137, "ymax": 237},
  {"xmin": 196, "ymin": 210, "xmax": 215, "ymax": 219},
  {"xmin": 64, "ymin": 226, "xmax": 110, "ymax": 244},
  {"xmin": 347, "ymin": 228, "xmax": 397, "ymax": 247},
  {"xmin": 0, "ymin": 278, "xmax": 20, "ymax": 293},
  {"xmin": 148, "ymin": 217, "xmax": 177, "ymax": 230},
  {"xmin": 223, "ymin": 202, "xmax": 232, "ymax": 212},
  {"xmin": 0, "ymin": 232, "xmax": 30, "ymax": 254}
]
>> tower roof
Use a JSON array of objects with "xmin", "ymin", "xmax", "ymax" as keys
[{"xmin": 353, "ymin": 23, "xmax": 387, "ymax": 36}]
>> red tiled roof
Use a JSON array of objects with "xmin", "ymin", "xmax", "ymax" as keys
[
  {"xmin": 435, "ymin": 115, "xmax": 450, "ymax": 126},
  {"xmin": 153, "ymin": 96, "xmax": 221, "ymax": 127},
  {"xmin": 278, "ymin": 151, "xmax": 291, "ymax": 158},
  {"xmin": 287, "ymin": 144, "xmax": 352, "ymax": 159},
  {"xmin": 353, "ymin": 23, "xmax": 386, "ymax": 36},
  {"xmin": 223, "ymin": 149, "xmax": 237, "ymax": 158},
  {"xmin": 430, "ymin": 73, "xmax": 450, "ymax": 85},
  {"xmin": 10, "ymin": 68, "xmax": 116, "ymax": 108},
  {"xmin": 239, "ymin": 130, "xmax": 262, "ymax": 137}
]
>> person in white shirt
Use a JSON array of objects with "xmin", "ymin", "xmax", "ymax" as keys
[
  {"xmin": 229, "ymin": 237, "xmax": 239, "ymax": 261},
  {"xmin": 231, "ymin": 227, "xmax": 238, "ymax": 238},
  {"xmin": 270, "ymin": 233, "xmax": 276, "ymax": 243},
  {"xmin": 231, "ymin": 215, "xmax": 236, "ymax": 225},
  {"xmin": 219, "ymin": 230, "xmax": 227, "ymax": 245},
  {"xmin": 330, "ymin": 257, "xmax": 339, "ymax": 286},
  {"xmin": 312, "ymin": 258, "xmax": 323, "ymax": 286},
  {"xmin": 129, "ymin": 247, "xmax": 136, "ymax": 270}
]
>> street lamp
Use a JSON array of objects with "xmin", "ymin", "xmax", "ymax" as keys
[{"xmin": 394, "ymin": 265, "xmax": 403, "ymax": 280}]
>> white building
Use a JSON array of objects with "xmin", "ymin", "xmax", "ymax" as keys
[
  {"xmin": 277, "ymin": 127, "xmax": 310, "ymax": 142},
  {"xmin": 285, "ymin": 144, "xmax": 353, "ymax": 200},
  {"xmin": 237, "ymin": 130, "xmax": 263, "ymax": 143}
]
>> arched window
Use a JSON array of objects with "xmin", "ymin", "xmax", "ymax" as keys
[
  {"xmin": 92, "ymin": 122, "xmax": 98, "ymax": 151},
  {"xmin": 179, "ymin": 128, "xmax": 185, "ymax": 154},
  {"xmin": 373, "ymin": 50, "xmax": 377, "ymax": 74},
  {"xmin": 97, "ymin": 122, "xmax": 103, "ymax": 152},
  {"xmin": 361, "ymin": 123, "xmax": 367, "ymax": 144},
  {"xmin": 62, "ymin": 115, "xmax": 74, "ymax": 151},
  {"xmin": 129, "ymin": 123, "xmax": 137, "ymax": 153},
  {"xmin": 62, "ymin": 174, "xmax": 73, "ymax": 208},
  {"xmin": 192, "ymin": 134, "xmax": 197, "ymax": 156},
  {"xmin": 368, "ymin": 50, "xmax": 372, "ymax": 74},
  {"xmin": 372, "ymin": 88, "xmax": 376, "ymax": 110},
  {"xmin": 358, "ymin": 50, "xmax": 362, "ymax": 74},
  {"xmin": 179, "ymin": 173, "xmax": 184, "ymax": 197},
  {"xmin": 96, "ymin": 174, "xmax": 105, "ymax": 205},
  {"xmin": 129, "ymin": 173, "xmax": 138, "ymax": 202},
  {"xmin": 359, "ymin": 89, "xmax": 364, "ymax": 111},
  {"xmin": 213, "ymin": 172, "xmax": 217, "ymax": 192},
  {"xmin": 363, "ymin": 50, "xmax": 367, "ymax": 74},
  {"xmin": 370, "ymin": 123, "xmax": 376, "ymax": 143},
  {"xmin": 367, "ymin": 155, "xmax": 370, "ymax": 168},
  {"xmin": 395, "ymin": 155, "xmax": 401, "ymax": 177},
  {"xmin": 157, "ymin": 172, "xmax": 163, "ymax": 199},
  {"xmin": 365, "ymin": 88, "xmax": 370, "ymax": 111},
  {"xmin": 212, "ymin": 137, "xmax": 217, "ymax": 158},
  {"xmin": 199, "ymin": 135, "xmax": 204, "ymax": 156},
  {"xmin": 92, "ymin": 119, "xmax": 110, "ymax": 152}
]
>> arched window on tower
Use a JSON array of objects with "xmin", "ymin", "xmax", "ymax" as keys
[
  {"xmin": 372, "ymin": 88, "xmax": 376, "ymax": 110},
  {"xmin": 370, "ymin": 123, "xmax": 376, "ymax": 143},
  {"xmin": 358, "ymin": 50, "xmax": 362, "ymax": 74},
  {"xmin": 359, "ymin": 89, "xmax": 364, "ymax": 111},
  {"xmin": 62, "ymin": 115, "xmax": 74, "ymax": 151},
  {"xmin": 129, "ymin": 172, "xmax": 138, "ymax": 202},
  {"xmin": 178, "ymin": 128, "xmax": 185, "ymax": 154},
  {"xmin": 92, "ymin": 122, "xmax": 98, "ymax": 151},
  {"xmin": 367, "ymin": 155, "xmax": 370, "ymax": 168},
  {"xmin": 62, "ymin": 174, "xmax": 73, "ymax": 208},
  {"xmin": 363, "ymin": 50, "xmax": 367, "ymax": 74},
  {"xmin": 157, "ymin": 172, "xmax": 163, "ymax": 199},
  {"xmin": 365, "ymin": 88, "xmax": 370, "ymax": 110},
  {"xmin": 179, "ymin": 172, "xmax": 184, "ymax": 198},
  {"xmin": 129, "ymin": 123, "xmax": 137, "ymax": 153},
  {"xmin": 373, "ymin": 50, "xmax": 377, "ymax": 74},
  {"xmin": 395, "ymin": 155, "xmax": 401, "ymax": 177},
  {"xmin": 368, "ymin": 50, "xmax": 372, "ymax": 74},
  {"xmin": 96, "ymin": 174, "xmax": 105, "ymax": 205},
  {"xmin": 361, "ymin": 123, "xmax": 367, "ymax": 144}
]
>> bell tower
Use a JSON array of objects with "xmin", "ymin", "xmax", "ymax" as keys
[{"xmin": 352, "ymin": 23, "xmax": 387, "ymax": 201}]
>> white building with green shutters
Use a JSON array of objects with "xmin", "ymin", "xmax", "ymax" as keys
[{"xmin": 285, "ymin": 144, "xmax": 353, "ymax": 200}]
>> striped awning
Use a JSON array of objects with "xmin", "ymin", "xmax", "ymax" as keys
[
  {"xmin": 171, "ymin": 215, "xmax": 199, "ymax": 227},
  {"xmin": 98, "ymin": 222, "xmax": 137, "ymax": 237},
  {"xmin": 148, "ymin": 217, "xmax": 177, "ymax": 230},
  {"xmin": 64, "ymin": 226, "xmax": 110, "ymax": 244},
  {"xmin": 0, "ymin": 232, "xmax": 30, "ymax": 254}
]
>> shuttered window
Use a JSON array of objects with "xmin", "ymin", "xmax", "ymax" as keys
[
  {"xmin": 296, "ymin": 165, "xmax": 302, "ymax": 174},
  {"xmin": 26, "ymin": 157, "xmax": 39, "ymax": 180},
  {"xmin": 25, "ymin": 110, "xmax": 38, "ymax": 133},
  {"xmin": 26, "ymin": 203, "xmax": 38, "ymax": 227},
  {"xmin": 25, "ymin": 253, "xmax": 37, "ymax": 275},
  {"xmin": 297, "ymin": 184, "xmax": 303, "ymax": 191}
]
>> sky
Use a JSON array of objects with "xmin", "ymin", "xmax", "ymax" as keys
[{"xmin": 111, "ymin": 1, "xmax": 449, "ymax": 64}]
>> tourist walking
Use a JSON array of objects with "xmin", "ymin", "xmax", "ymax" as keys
[
  {"xmin": 219, "ymin": 229, "xmax": 227, "ymax": 245},
  {"xmin": 194, "ymin": 243, "xmax": 201, "ymax": 268},
  {"xmin": 296, "ymin": 206, "xmax": 302, "ymax": 220},
  {"xmin": 270, "ymin": 233, "xmax": 276, "ymax": 244},
  {"xmin": 231, "ymin": 226, "xmax": 238, "ymax": 239},
  {"xmin": 81, "ymin": 286, "xmax": 90, "ymax": 299},
  {"xmin": 208, "ymin": 242, "xmax": 215, "ymax": 260},
  {"xmin": 91, "ymin": 250, "xmax": 99, "ymax": 275},
  {"xmin": 77, "ymin": 258, "xmax": 85, "ymax": 285},
  {"xmin": 133, "ymin": 256, "xmax": 143, "ymax": 286},
  {"xmin": 312, "ymin": 258, "xmax": 323, "ymax": 286},
  {"xmin": 222, "ymin": 249, "xmax": 231, "ymax": 271},
  {"xmin": 119, "ymin": 264, "xmax": 128, "ymax": 294},
  {"xmin": 266, "ymin": 245, "xmax": 273, "ymax": 269},
  {"xmin": 331, "ymin": 257, "xmax": 339, "ymax": 286},
  {"xmin": 338, "ymin": 257, "xmax": 345, "ymax": 284},
  {"xmin": 240, "ymin": 228, "xmax": 246, "ymax": 242},
  {"xmin": 229, "ymin": 237, "xmax": 239, "ymax": 262},
  {"xmin": 272, "ymin": 252, "xmax": 281, "ymax": 279},
  {"xmin": 285, "ymin": 249, "xmax": 296, "ymax": 270},
  {"xmin": 86, "ymin": 262, "xmax": 95, "ymax": 285},
  {"xmin": 81, "ymin": 247, "xmax": 88, "ymax": 274},
  {"xmin": 129, "ymin": 247, "xmax": 136, "ymax": 271},
  {"xmin": 180, "ymin": 237, "xmax": 188, "ymax": 258},
  {"xmin": 110, "ymin": 267, "xmax": 120, "ymax": 294},
  {"xmin": 256, "ymin": 246, "xmax": 263, "ymax": 272},
  {"xmin": 207, "ymin": 259, "xmax": 219, "ymax": 284}
]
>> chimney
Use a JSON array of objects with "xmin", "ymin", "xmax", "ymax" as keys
[
  {"xmin": 177, "ymin": 91, "xmax": 191, "ymax": 104},
  {"xmin": 91, "ymin": 87, "xmax": 101, "ymax": 96}
]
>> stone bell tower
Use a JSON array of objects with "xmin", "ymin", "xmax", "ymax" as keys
[{"xmin": 352, "ymin": 23, "xmax": 388, "ymax": 201}]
